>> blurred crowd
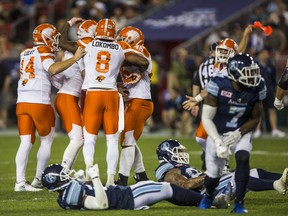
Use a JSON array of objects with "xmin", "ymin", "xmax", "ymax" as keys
[{"xmin": 1, "ymin": 0, "xmax": 288, "ymax": 136}]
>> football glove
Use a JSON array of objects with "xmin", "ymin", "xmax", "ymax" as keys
[
  {"xmin": 274, "ymin": 98, "xmax": 284, "ymax": 110},
  {"xmin": 74, "ymin": 169, "xmax": 86, "ymax": 184},
  {"xmin": 222, "ymin": 129, "xmax": 242, "ymax": 147},
  {"xmin": 88, "ymin": 164, "xmax": 100, "ymax": 179},
  {"xmin": 215, "ymin": 137, "xmax": 230, "ymax": 159}
]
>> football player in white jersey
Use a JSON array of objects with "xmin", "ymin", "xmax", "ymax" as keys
[
  {"xmin": 115, "ymin": 26, "xmax": 153, "ymax": 186},
  {"xmin": 15, "ymin": 23, "xmax": 85, "ymax": 192},
  {"xmin": 51, "ymin": 19, "xmax": 97, "ymax": 170},
  {"xmin": 81, "ymin": 18, "xmax": 149, "ymax": 187}
]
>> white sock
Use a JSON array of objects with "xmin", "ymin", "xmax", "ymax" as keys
[
  {"xmin": 61, "ymin": 139, "xmax": 83, "ymax": 169},
  {"xmin": 119, "ymin": 146, "xmax": 135, "ymax": 176},
  {"xmin": 15, "ymin": 135, "xmax": 33, "ymax": 183},
  {"xmin": 106, "ymin": 134, "xmax": 119, "ymax": 176},
  {"xmin": 106, "ymin": 174, "xmax": 115, "ymax": 186},
  {"xmin": 133, "ymin": 145, "xmax": 145, "ymax": 173},
  {"xmin": 83, "ymin": 127, "xmax": 97, "ymax": 166},
  {"xmin": 35, "ymin": 128, "xmax": 54, "ymax": 180}
]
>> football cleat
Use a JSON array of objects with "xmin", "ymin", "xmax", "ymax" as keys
[
  {"xmin": 115, "ymin": 173, "xmax": 128, "ymax": 186},
  {"xmin": 273, "ymin": 168, "xmax": 288, "ymax": 195},
  {"xmin": 199, "ymin": 194, "xmax": 212, "ymax": 209},
  {"xmin": 134, "ymin": 171, "xmax": 149, "ymax": 183},
  {"xmin": 271, "ymin": 129, "xmax": 285, "ymax": 138},
  {"xmin": 31, "ymin": 177, "xmax": 43, "ymax": 188},
  {"xmin": 15, "ymin": 181, "xmax": 42, "ymax": 192},
  {"xmin": 231, "ymin": 201, "xmax": 248, "ymax": 214}
]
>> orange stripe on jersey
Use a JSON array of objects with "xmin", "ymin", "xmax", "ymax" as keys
[
  {"xmin": 37, "ymin": 46, "xmax": 54, "ymax": 54},
  {"xmin": 77, "ymin": 37, "xmax": 93, "ymax": 48},
  {"xmin": 117, "ymin": 41, "xmax": 131, "ymax": 50},
  {"xmin": 40, "ymin": 55, "xmax": 55, "ymax": 62},
  {"xmin": 117, "ymin": 41, "xmax": 136, "ymax": 58},
  {"xmin": 37, "ymin": 46, "xmax": 55, "ymax": 62}
]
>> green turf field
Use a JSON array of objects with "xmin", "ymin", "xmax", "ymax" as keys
[{"xmin": 0, "ymin": 133, "xmax": 287, "ymax": 215}]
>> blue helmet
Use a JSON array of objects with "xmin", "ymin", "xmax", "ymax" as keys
[
  {"xmin": 227, "ymin": 53, "xmax": 261, "ymax": 87},
  {"xmin": 156, "ymin": 139, "xmax": 189, "ymax": 164},
  {"xmin": 41, "ymin": 164, "xmax": 72, "ymax": 192}
]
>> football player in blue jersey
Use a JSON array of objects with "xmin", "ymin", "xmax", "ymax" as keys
[
  {"xmin": 41, "ymin": 163, "xmax": 230, "ymax": 210},
  {"xmin": 155, "ymin": 139, "xmax": 287, "ymax": 196},
  {"xmin": 199, "ymin": 53, "xmax": 266, "ymax": 213}
]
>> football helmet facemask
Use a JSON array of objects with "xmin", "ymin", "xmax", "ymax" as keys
[
  {"xmin": 33, "ymin": 23, "xmax": 61, "ymax": 51},
  {"xmin": 227, "ymin": 53, "xmax": 261, "ymax": 87},
  {"xmin": 77, "ymin": 19, "xmax": 97, "ymax": 39},
  {"xmin": 95, "ymin": 18, "xmax": 116, "ymax": 41},
  {"xmin": 117, "ymin": 26, "xmax": 144, "ymax": 47},
  {"xmin": 41, "ymin": 164, "xmax": 75, "ymax": 192},
  {"xmin": 156, "ymin": 139, "xmax": 189, "ymax": 164},
  {"xmin": 215, "ymin": 38, "xmax": 238, "ymax": 64}
]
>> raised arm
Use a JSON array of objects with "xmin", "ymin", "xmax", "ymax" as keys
[
  {"xmin": 84, "ymin": 164, "xmax": 108, "ymax": 210},
  {"xmin": 58, "ymin": 17, "xmax": 84, "ymax": 53},
  {"xmin": 238, "ymin": 25, "xmax": 253, "ymax": 53}
]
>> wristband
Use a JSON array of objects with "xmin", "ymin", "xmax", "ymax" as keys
[{"xmin": 195, "ymin": 94, "xmax": 203, "ymax": 102}]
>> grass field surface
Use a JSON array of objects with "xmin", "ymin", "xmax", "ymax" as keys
[{"xmin": 0, "ymin": 132, "xmax": 287, "ymax": 215}]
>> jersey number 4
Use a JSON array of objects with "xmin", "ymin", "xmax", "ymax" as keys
[{"xmin": 20, "ymin": 57, "xmax": 36, "ymax": 78}]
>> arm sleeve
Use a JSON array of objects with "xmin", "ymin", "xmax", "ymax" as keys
[
  {"xmin": 201, "ymin": 104, "xmax": 220, "ymax": 141},
  {"xmin": 83, "ymin": 178, "xmax": 108, "ymax": 210}
]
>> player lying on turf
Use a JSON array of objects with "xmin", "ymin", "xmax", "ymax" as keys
[
  {"xmin": 41, "ymin": 163, "xmax": 231, "ymax": 210},
  {"xmin": 155, "ymin": 139, "xmax": 288, "ymax": 196}
]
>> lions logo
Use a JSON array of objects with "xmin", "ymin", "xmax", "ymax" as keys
[
  {"xmin": 96, "ymin": 75, "xmax": 106, "ymax": 82},
  {"xmin": 22, "ymin": 79, "xmax": 28, "ymax": 86}
]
